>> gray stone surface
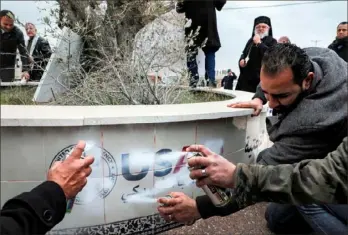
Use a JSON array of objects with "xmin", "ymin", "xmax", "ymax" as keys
[
  {"xmin": 133, "ymin": 9, "xmax": 206, "ymax": 81},
  {"xmin": 160, "ymin": 203, "xmax": 275, "ymax": 235},
  {"xmin": 33, "ymin": 27, "xmax": 82, "ymax": 103}
]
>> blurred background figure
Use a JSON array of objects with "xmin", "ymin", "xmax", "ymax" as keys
[
  {"xmin": 328, "ymin": 21, "xmax": 348, "ymax": 62},
  {"xmin": 221, "ymin": 69, "xmax": 237, "ymax": 90},
  {"xmin": 176, "ymin": 0, "xmax": 226, "ymax": 88},
  {"xmin": 0, "ymin": 10, "xmax": 30, "ymax": 82},
  {"xmin": 278, "ymin": 36, "xmax": 291, "ymax": 44},
  {"xmin": 25, "ymin": 22, "xmax": 52, "ymax": 81},
  {"xmin": 235, "ymin": 16, "xmax": 277, "ymax": 93}
]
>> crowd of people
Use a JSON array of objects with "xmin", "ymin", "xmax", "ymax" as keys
[
  {"xmin": 1, "ymin": 1, "xmax": 348, "ymax": 235},
  {"xmin": 176, "ymin": 1, "xmax": 347, "ymax": 91},
  {"xmin": 0, "ymin": 10, "xmax": 51, "ymax": 83}
]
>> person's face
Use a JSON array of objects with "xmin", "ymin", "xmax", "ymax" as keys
[
  {"xmin": 0, "ymin": 16, "xmax": 14, "ymax": 32},
  {"xmin": 260, "ymin": 66, "xmax": 313, "ymax": 111},
  {"xmin": 255, "ymin": 23, "xmax": 269, "ymax": 35},
  {"xmin": 228, "ymin": 71, "xmax": 232, "ymax": 75},
  {"xmin": 25, "ymin": 24, "xmax": 36, "ymax": 37},
  {"xmin": 337, "ymin": 23, "xmax": 348, "ymax": 39},
  {"xmin": 278, "ymin": 37, "xmax": 289, "ymax": 43}
]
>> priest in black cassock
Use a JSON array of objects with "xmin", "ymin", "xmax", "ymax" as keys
[{"xmin": 235, "ymin": 16, "xmax": 277, "ymax": 93}]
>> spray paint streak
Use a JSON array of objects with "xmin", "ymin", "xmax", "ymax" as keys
[{"xmin": 100, "ymin": 130, "xmax": 106, "ymax": 223}]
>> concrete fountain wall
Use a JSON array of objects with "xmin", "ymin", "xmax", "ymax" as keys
[{"xmin": 0, "ymin": 88, "xmax": 270, "ymax": 235}]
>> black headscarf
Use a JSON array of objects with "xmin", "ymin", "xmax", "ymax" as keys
[{"xmin": 252, "ymin": 16, "xmax": 273, "ymax": 37}]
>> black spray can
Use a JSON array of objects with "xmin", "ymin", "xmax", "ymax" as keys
[{"xmin": 186, "ymin": 152, "xmax": 231, "ymax": 207}]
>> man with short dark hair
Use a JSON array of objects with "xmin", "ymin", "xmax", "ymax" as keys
[
  {"xmin": 0, "ymin": 10, "xmax": 30, "ymax": 82},
  {"xmin": 157, "ymin": 44, "xmax": 348, "ymax": 235},
  {"xmin": 221, "ymin": 69, "xmax": 236, "ymax": 90},
  {"xmin": 329, "ymin": 21, "xmax": 348, "ymax": 62}
]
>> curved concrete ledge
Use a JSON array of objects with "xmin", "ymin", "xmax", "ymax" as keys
[{"xmin": 1, "ymin": 89, "xmax": 266, "ymax": 127}]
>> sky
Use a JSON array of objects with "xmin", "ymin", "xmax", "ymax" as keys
[{"xmin": 2, "ymin": 0, "xmax": 347, "ymax": 75}]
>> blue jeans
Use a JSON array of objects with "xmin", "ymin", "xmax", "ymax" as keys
[
  {"xmin": 186, "ymin": 47, "xmax": 216, "ymax": 86},
  {"xmin": 266, "ymin": 203, "xmax": 348, "ymax": 235}
]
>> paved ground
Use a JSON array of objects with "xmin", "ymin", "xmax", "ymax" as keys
[{"xmin": 160, "ymin": 203, "xmax": 274, "ymax": 235}]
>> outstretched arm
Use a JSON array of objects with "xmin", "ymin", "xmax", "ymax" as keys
[{"xmin": 234, "ymin": 137, "xmax": 348, "ymax": 206}]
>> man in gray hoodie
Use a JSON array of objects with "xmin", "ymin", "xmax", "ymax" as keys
[{"xmin": 157, "ymin": 44, "xmax": 348, "ymax": 234}]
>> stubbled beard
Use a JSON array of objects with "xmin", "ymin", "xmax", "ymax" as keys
[{"xmin": 254, "ymin": 29, "xmax": 269, "ymax": 39}]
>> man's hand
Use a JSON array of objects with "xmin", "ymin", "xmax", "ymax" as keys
[
  {"xmin": 186, "ymin": 145, "xmax": 236, "ymax": 189},
  {"xmin": 227, "ymin": 98, "xmax": 264, "ymax": 116},
  {"xmin": 47, "ymin": 140, "xmax": 94, "ymax": 199},
  {"xmin": 21, "ymin": 71, "xmax": 30, "ymax": 80},
  {"xmin": 253, "ymin": 34, "xmax": 261, "ymax": 44},
  {"xmin": 157, "ymin": 192, "xmax": 201, "ymax": 225},
  {"xmin": 239, "ymin": 59, "xmax": 246, "ymax": 68}
]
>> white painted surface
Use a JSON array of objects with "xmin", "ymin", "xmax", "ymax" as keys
[{"xmin": 1, "ymin": 89, "xmax": 269, "ymax": 233}]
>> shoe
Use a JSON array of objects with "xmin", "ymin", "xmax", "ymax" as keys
[{"xmin": 208, "ymin": 82, "xmax": 217, "ymax": 88}]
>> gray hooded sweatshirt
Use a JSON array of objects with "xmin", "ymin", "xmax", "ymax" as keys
[
  {"xmin": 195, "ymin": 47, "xmax": 348, "ymax": 220},
  {"xmin": 254, "ymin": 47, "xmax": 348, "ymax": 165}
]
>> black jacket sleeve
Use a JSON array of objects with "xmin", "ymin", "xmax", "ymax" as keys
[
  {"xmin": 15, "ymin": 29, "xmax": 30, "ymax": 72},
  {"xmin": 221, "ymin": 76, "xmax": 226, "ymax": 86},
  {"xmin": 239, "ymin": 38, "xmax": 253, "ymax": 62},
  {"xmin": 0, "ymin": 181, "xmax": 67, "ymax": 235},
  {"xmin": 214, "ymin": 0, "xmax": 227, "ymax": 11},
  {"xmin": 36, "ymin": 38, "xmax": 52, "ymax": 62},
  {"xmin": 196, "ymin": 194, "xmax": 241, "ymax": 219},
  {"xmin": 257, "ymin": 38, "xmax": 277, "ymax": 56},
  {"xmin": 252, "ymin": 84, "xmax": 267, "ymax": 104},
  {"xmin": 176, "ymin": 1, "xmax": 185, "ymax": 13}
]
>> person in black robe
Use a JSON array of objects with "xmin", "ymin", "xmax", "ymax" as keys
[
  {"xmin": 235, "ymin": 16, "xmax": 277, "ymax": 93},
  {"xmin": 176, "ymin": 0, "xmax": 226, "ymax": 88},
  {"xmin": 24, "ymin": 22, "xmax": 52, "ymax": 81},
  {"xmin": 328, "ymin": 21, "xmax": 348, "ymax": 62}
]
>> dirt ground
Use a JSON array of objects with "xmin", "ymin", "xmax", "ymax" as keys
[{"xmin": 159, "ymin": 203, "xmax": 274, "ymax": 235}]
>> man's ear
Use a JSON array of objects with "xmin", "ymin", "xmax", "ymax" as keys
[{"xmin": 302, "ymin": 72, "xmax": 314, "ymax": 90}]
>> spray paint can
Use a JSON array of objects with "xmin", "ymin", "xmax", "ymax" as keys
[
  {"xmin": 186, "ymin": 152, "xmax": 231, "ymax": 207},
  {"xmin": 159, "ymin": 195, "xmax": 172, "ymax": 207}
]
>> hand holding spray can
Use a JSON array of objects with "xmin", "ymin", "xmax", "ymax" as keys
[
  {"xmin": 65, "ymin": 148, "xmax": 86, "ymax": 213},
  {"xmin": 186, "ymin": 152, "xmax": 231, "ymax": 207}
]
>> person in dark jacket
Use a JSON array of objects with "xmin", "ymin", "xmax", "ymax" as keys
[
  {"xmin": 157, "ymin": 44, "xmax": 348, "ymax": 234},
  {"xmin": 328, "ymin": 21, "xmax": 348, "ymax": 62},
  {"xmin": 176, "ymin": 0, "xmax": 226, "ymax": 88},
  {"xmin": 0, "ymin": 10, "xmax": 30, "ymax": 82},
  {"xmin": 24, "ymin": 22, "xmax": 52, "ymax": 81},
  {"xmin": 0, "ymin": 141, "xmax": 94, "ymax": 235},
  {"xmin": 221, "ymin": 69, "xmax": 237, "ymax": 90},
  {"xmin": 235, "ymin": 16, "xmax": 277, "ymax": 93}
]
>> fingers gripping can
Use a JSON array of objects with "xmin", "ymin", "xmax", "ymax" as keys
[
  {"xmin": 159, "ymin": 195, "xmax": 172, "ymax": 207},
  {"xmin": 186, "ymin": 152, "xmax": 231, "ymax": 207}
]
